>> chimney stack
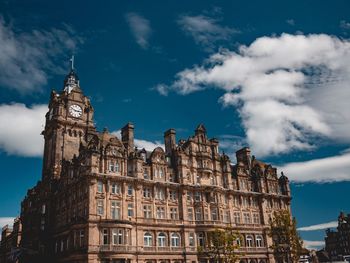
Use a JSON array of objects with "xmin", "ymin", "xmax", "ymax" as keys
[
  {"xmin": 164, "ymin": 128, "xmax": 176, "ymax": 155},
  {"xmin": 121, "ymin": 122, "xmax": 134, "ymax": 153},
  {"xmin": 236, "ymin": 147, "xmax": 251, "ymax": 167}
]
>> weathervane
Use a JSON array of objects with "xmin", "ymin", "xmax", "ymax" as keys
[{"xmin": 70, "ymin": 55, "xmax": 75, "ymax": 70}]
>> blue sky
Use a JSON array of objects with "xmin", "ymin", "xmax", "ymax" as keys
[{"xmin": 0, "ymin": 0, "xmax": 350, "ymax": 249}]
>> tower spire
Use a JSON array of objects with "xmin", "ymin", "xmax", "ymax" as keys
[
  {"xmin": 70, "ymin": 55, "xmax": 75, "ymax": 71},
  {"xmin": 63, "ymin": 55, "xmax": 79, "ymax": 93}
]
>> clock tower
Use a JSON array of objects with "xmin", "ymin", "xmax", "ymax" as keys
[{"xmin": 42, "ymin": 65, "xmax": 95, "ymax": 180}]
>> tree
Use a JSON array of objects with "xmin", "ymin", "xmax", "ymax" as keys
[
  {"xmin": 199, "ymin": 228, "xmax": 242, "ymax": 263},
  {"xmin": 269, "ymin": 210, "xmax": 303, "ymax": 263}
]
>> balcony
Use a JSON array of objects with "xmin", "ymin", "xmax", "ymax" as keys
[
  {"xmin": 238, "ymin": 247, "xmax": 268, "ymax": 253},
  {"xmin": 141, "ymin": 218, "xmax": 183, "ymax": 225},
  {"xmin": 188, "ymin": 220, "xmax": 231, "ymax": 226},
  {"xmin": 91, "ymin": 245, "xmax": 137, "ymax": 253},
  {"xmin": 142, "ymin": 246, "xmax": 184, "ymax": 252}
]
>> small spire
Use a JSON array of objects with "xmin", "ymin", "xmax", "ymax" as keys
[{"xmin": 70, "ymin": 55, "xmax": 75, "ymax": 71}]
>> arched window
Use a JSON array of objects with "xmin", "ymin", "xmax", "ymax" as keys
[
  {"xmin": 144, "ymin": 232, "xmax": 153, "ymax": 247},
  {"xmin": 159, "ymin": 168, "xmax": 164, "ymax": 178},
  {"xmin": 256, "ymin": 235, "xmax": 263, "ymax": 247},
  {"xmin": 171, "ymin": 233, "xmax": 180, "ymax": 247},
  {"xmin": 158, "ymin": 232, "xmax": 166, "ymax": 247},
  {"xmin": 246, "ymin": 235, "xmax": 253, "ymax": 247}
]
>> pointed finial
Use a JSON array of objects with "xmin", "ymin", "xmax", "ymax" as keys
[{"xmin": 70, "ymin": 55, "xmax": 75, "ymax": 70}]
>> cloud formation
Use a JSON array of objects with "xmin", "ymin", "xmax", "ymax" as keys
[
  {"xmin": 0, "ymin": 18, "xmax": 83, "ymax": 93},
  {"xmin": 0, "ymin": 103, "xmax": 46, "ymax": 157},
  {"xmin": 126, "ymin": 13, "xmax": 152, "ymax": 49},
  {"xmin": 177, "ymin": 14, "xmax": 239, "ymax": 51},
  {"xmin": 279, "ymin": 150, "xmax": 350, "ymax": 183},
  {"xmin": 298, "ymin": 221, "xmax": 338, "ymax": 231},
  {"xmin": 156, "ymin": 34, "xmax": 350, "ymax": 157},
  {"xmin": 303, "ymin": 240, "xmax": 325, "ymax": 250},
  {"xmin": 0, "ymin": 217, "xmax": 15, "ymax": 229}
]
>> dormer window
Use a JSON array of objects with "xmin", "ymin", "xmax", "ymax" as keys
[
  {"xmin": 141, "ymin": 152, "xmax": 146, "ymax": 162},
  {"xmin": 159, "ymin": 168, "xmax": 164, "ymax": 179},
  {"xmin": 143, "ymin": 170, "xmax": 149, "ymax": 179}
]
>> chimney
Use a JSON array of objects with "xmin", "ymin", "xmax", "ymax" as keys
[
  {"xmin": 121, "ymin": 122, "xmax": 134, "ymax": 153},
  {"xmin": 164, "ymin": 128, "xmax": 176, "ymax": 155},
  {"xmin": 236, "ymin": 147, "xmax": 251, "ymax": 167}
]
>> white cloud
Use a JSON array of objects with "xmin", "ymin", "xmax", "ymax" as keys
[
  {"xmin": 298, "ymin": 221, "xmax": 338, "ymax": 231},
  {"xmin": 286, "ymin": 19, "xmax": 295, "ymax": 26},
  {"xmin": 0, "ymin": 103, "xmax": 46, "ymax": 157},
  {"xmin": 0, "ymin": 217, "xmax": 15, "ymax": 229},
  {"xmin": 218, "ymin": 134, "xmax": 246, "ymax": 160},
  {"xmin": 279, "ymin": 151, "xmax": 350, "ymax": 183},
  {"xmin": 134, "ymin": 139, "xmax": 164, "ymax": 151},
  {"xmin": 112, "ymin": 130, "xmax": 164, "ymax": 152},
  {"xmin": 340, "ymin": 20, "xmax": 350, "ymax": 30},
  {"xmin": 0, "ymin": 17, "xmax": 83, "ymax": 93},
  {"xmin": 157, "ymin": 33, "xmax": 350, "ymax": 157},
  {"xmin": 303, "ymin": 240, "xmax": 325, "ymax": 250},
  {"xmin": 177, "ymin": 14, "xmax": 239, "ymax": 51},
  {"xmin": 126, "ymin": 13, "xmax": 152, "ymax": 49}
]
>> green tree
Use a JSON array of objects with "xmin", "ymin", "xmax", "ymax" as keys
[
  {"xmin": 269, "ymin": 210, "xmax": 303, "ymax": 263},
  {"xmin": 199, "ymin": 228, "xmax": 242, "ymax": 263}
]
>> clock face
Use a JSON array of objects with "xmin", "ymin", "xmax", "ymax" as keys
[{"xmin": 69, "ymin": 104, "xmax": 82, "ymax": 118}]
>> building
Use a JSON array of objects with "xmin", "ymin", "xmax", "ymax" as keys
[
  {"xmin": 1, "ymin": 67, "xmax": 292, "ymax": 263},
  {"xmin": 0, "ymin": 218, "xmax": 22, "ymax": 263},
  {"xmin": 324, "ymin": 212, "xmax": 350, "ymax": 262}
]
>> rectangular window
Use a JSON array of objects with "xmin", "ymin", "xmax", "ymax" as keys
[
  {"xmin": 189, "ymin": 232, "xmax": 195, "ymax": 246},
  {"xmin": 143, "ymin": 170, "xmax": 149, "ymax": 179},
  {"xmin": 194, "ymin": 192, "xmax": 201, "ymax": 202},
  {"xmin": 170, "ymin": 207, "xmax": 178, "ymax": 220},
  {"xmin": 155, "ymin": 187, "xmax": 165, "ymax": 200},
  {"xmin": 169, "ymin": 190, "xmax": 177, "ymax": 201},
  {"xmin": 188, "ymin": 208, "xmax": 193, "ymax": 221},
  {"xmin": 156, "ymin": 206, "xmax": 165, "ymax": 219},
  {"xmin": 112, "ymin": 229, "xmax": 118, "ymax": 245},
  {"xmin": 233, "ymin": 196, "xmax": 240, "ymax": 207},
  {"xmin": 234, "ymin": 212, "xmax": 241, "ymax": 224},
  {"xmin": 79, "ymin": 230, "xmax": 85, "ymax": 247},
  {"xmin": 97, "ymin": 200, "xmax": 104, "ymax": 216},
  {"xmin": 240, "ymin": 180, "xmax": 246, "ymax": 190},
  {"xmin": 252, "ymin": 198, "xmax": 258, "ymax": 207},
  {"xmin": 224, "ymin": 210, "xmax": 230, "ymax": 223},
  {"xmin": 195, "ymin": 207, "xmax": 202, "ymax": 221},
  {"xmin": 127, "ymin": 185, "xmax": 133, "ymax": 196},
  {"xmin": 253, "ymin": 213, "xmax": 260, "ymax": 224},
  {"xmin": 97, "ymin": 181, "xmax": 103, "ymax": 193},
  {"xmin": 102, "ymin": 229, "xmax": 109, "ymax": 245},
  {"xmin": 143, "ymin": 205, "xmax": 152, "ymax": 218},
  {"xmin": 243, "ymin": 212, "xmax": 251, "ymax": 224},
  {"xmin": 211, "ymin": 207, "xmax": 218, "ymax": 220},
  {"xmin": 127, "ymin": 203, "xmax": 134, "ymax": 217},
  {"xmin": 187, "ymin": 192, "xmax": 193, "ymax": 202},
  {"xmin": 112, "ymin": 229, "xmax": 123, "ymax": 245},
  {"xmin": 111, "ymin": 201, "xmax": 121, "ymax": 219},
  {"xmin": 143, "ymin": 187, "xmax": 151, "ymax": 198},
  {"xmin": 41, "ymin": 204, "xmax": 46, "ymax": 214},
  {"xmin": 243, "ymin": 197, "xmax": 249, "ymax": 207},
  {"xmin": 111, "ymin": 183, "xmax": 120, "ymax": 194},
  {"xmin": 109, "ymin": 161, "xmax": 114, "ymax": 172},
  {"xmin": 159, "ymin": 168, "xmax": 164, "ymax": 178},
  {"xmin": 115, "ymin": 162, "xmax": 120, "ymax": 173}
]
